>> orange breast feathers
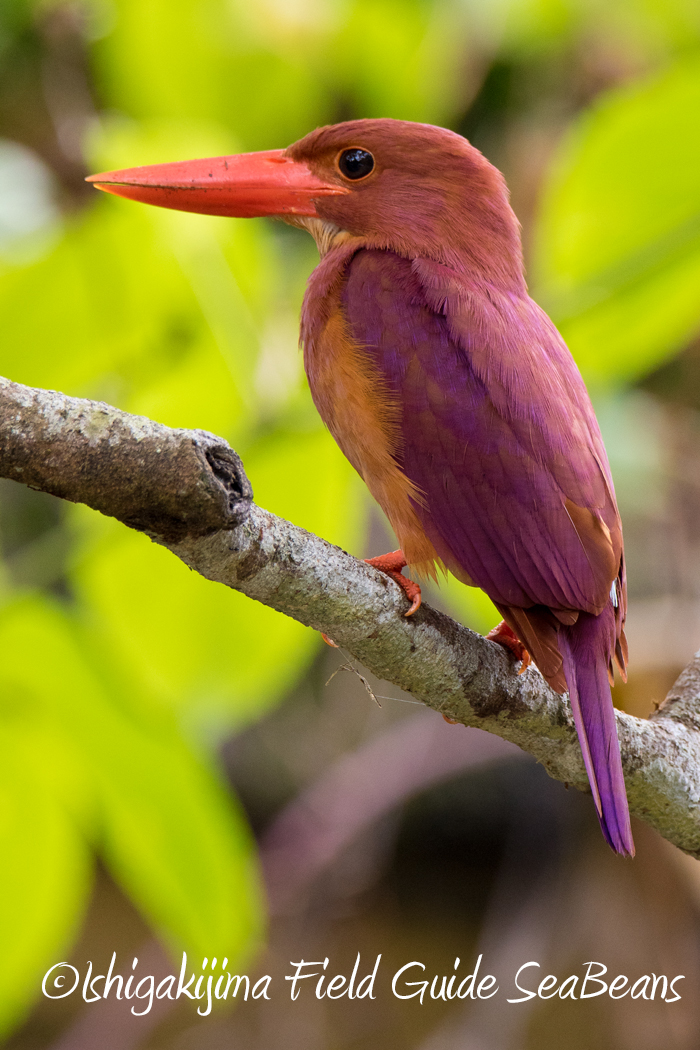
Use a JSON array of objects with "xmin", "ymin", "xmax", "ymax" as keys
[{"xmin": 304, "ymin": 305, "xmax": 440, "ymax": 578}]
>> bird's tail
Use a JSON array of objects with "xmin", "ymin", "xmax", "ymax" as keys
[{"xmin": 558, "ymin": 609, "xmax": 634, "ymax": 857}]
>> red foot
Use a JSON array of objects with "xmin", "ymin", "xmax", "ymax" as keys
[
  {"xmin": 486, "ymin": 620, "xmax": 531, "ymax": 673},
  {"xmin": 321, "ymin": 633, "xmax": 339, "ymax": 648},
  {"xmin": 442, "ymin": 714, "xmax": 460, "ymax": 725},
  {"xmin": 365, "ymin": 549, "xmax": 421, "ymax": 616}
]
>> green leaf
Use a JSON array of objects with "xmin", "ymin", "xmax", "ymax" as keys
[
  {"xmin": 326, "ymin": 0, "xmax": 465, "ymax": 124},
  {"xmin": 92, "ymin": 0, "xmax": 228, "ymax": 124},
  {"xmin": 0, "ymin": 598, "xmax": 265, "ymax": 964},
  {"xmin": 92, "ymin": 0, "xmax": 331, "ymax": 150},
  {"xmin": 0, "ymin": 724, "xmax": 91, "ymax": 1037},
  {"xmin": 0, "ymin": 202, "xmax": 200, "ymax": 387},
  {"xmin": 532, "ymin": 54, "xmax": 700, "ymax": 387},
  {"xmin": 96, "ymin": 727, "xmax": 265, "ymax": 964}
]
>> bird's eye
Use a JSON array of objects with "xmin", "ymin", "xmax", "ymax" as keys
[{"xmin": 338, "ymin": 148, "xmax": 374, "ymax": 180}]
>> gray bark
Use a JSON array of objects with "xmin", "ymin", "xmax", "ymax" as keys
[{"xmin": 2, "ymin": 375, "xmax": 699, "ymax": 857}]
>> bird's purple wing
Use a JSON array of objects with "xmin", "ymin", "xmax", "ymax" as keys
[
  {"xmin": 341, "ymin": 248, "xmax": 634, "ymax": 856},
  {"xmin": 341, "ymin": 249, "xmax": 622, "ymax": 619}
]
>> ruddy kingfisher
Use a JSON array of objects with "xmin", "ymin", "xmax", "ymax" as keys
[{"xmin": 88, "ymin": 119, "xmax": 634, "ymax": 856}]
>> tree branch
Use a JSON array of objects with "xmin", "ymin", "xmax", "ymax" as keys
[
  {"xmin": 2, "ymin": 375, "xmax": 700, "ymax": 858},
  {"xmin": 0, "ymin": 376, "xmax": 251, "ymax": 540}
]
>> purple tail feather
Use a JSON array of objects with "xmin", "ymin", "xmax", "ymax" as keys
[{"xmin": 558, "ymin": 609, "xmax": 634, "ymax": 857}]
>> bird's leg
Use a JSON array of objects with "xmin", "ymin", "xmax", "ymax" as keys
[
  {"xmin": 365, "ymin": 549, "xmax": 421, "ymax": 616},
  {"xmin": 486, "ymin": 620, "xmax": 531, "ymax": 673}
]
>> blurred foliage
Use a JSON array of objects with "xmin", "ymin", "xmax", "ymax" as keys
[
  {"xmin": 533, "ymin": 53, "xmax": 700, "ymax": 389},
  {"xmin": 0, "ymin": 0, "xmax": 698, "ymax": 1039}
]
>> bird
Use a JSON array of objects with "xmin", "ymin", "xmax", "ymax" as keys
[{"xmin": 87, "ymin": 119, "xmax": 634, "ymax": 856}]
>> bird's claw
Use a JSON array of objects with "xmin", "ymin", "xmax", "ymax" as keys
[
  {"xmin": 486, "ymin": 620, "xmax": 531, "ymax": 673},
  {"xmin": 365, "ymin": 549, "xmax": 421, "ymax": 616},
  {"xmin": 318, "ymin": 550, "xmax": 420, "ymax": 647}
]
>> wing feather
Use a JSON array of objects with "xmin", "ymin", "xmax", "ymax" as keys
[{"xmin": 341, "ymin": 248, "xmax": 624, "ymax": 622}]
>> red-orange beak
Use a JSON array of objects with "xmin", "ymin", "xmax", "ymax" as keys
[{"xmin": 86, "ymin": 149, "xmax": 348, "ymax": 218}]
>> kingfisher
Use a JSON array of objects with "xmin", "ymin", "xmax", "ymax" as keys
[{"xmin": 88, "ymin": 119, "xmax": 633, "ymax": 855}]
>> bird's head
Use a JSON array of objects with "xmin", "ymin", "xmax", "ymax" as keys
[{"xmin": 88, "ymin": 119, "xmax": 523, "ymax": 288}]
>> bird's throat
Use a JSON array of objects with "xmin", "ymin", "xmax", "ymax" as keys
[{"xmin": 284, "ymin": 215, "xmax": 353, "ymax": 257}]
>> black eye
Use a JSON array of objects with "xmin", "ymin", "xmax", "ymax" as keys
[{"xmin": 338, "ymin": 148, "xmax": 374, "ymax": 180}]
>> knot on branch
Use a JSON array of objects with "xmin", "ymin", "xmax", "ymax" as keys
[{"xmin": 203, "ymin": 443, "xmax": 253, "ymax": 522}]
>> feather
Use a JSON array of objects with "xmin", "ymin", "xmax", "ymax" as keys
[{"xmin": 558, "ymin": 609, "xmax": 634, "ymax": 856}]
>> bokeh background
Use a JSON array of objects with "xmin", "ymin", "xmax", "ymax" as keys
[{"xmin": 1, "ymin": 0, "xmax": 700, "ymax": 1047}]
